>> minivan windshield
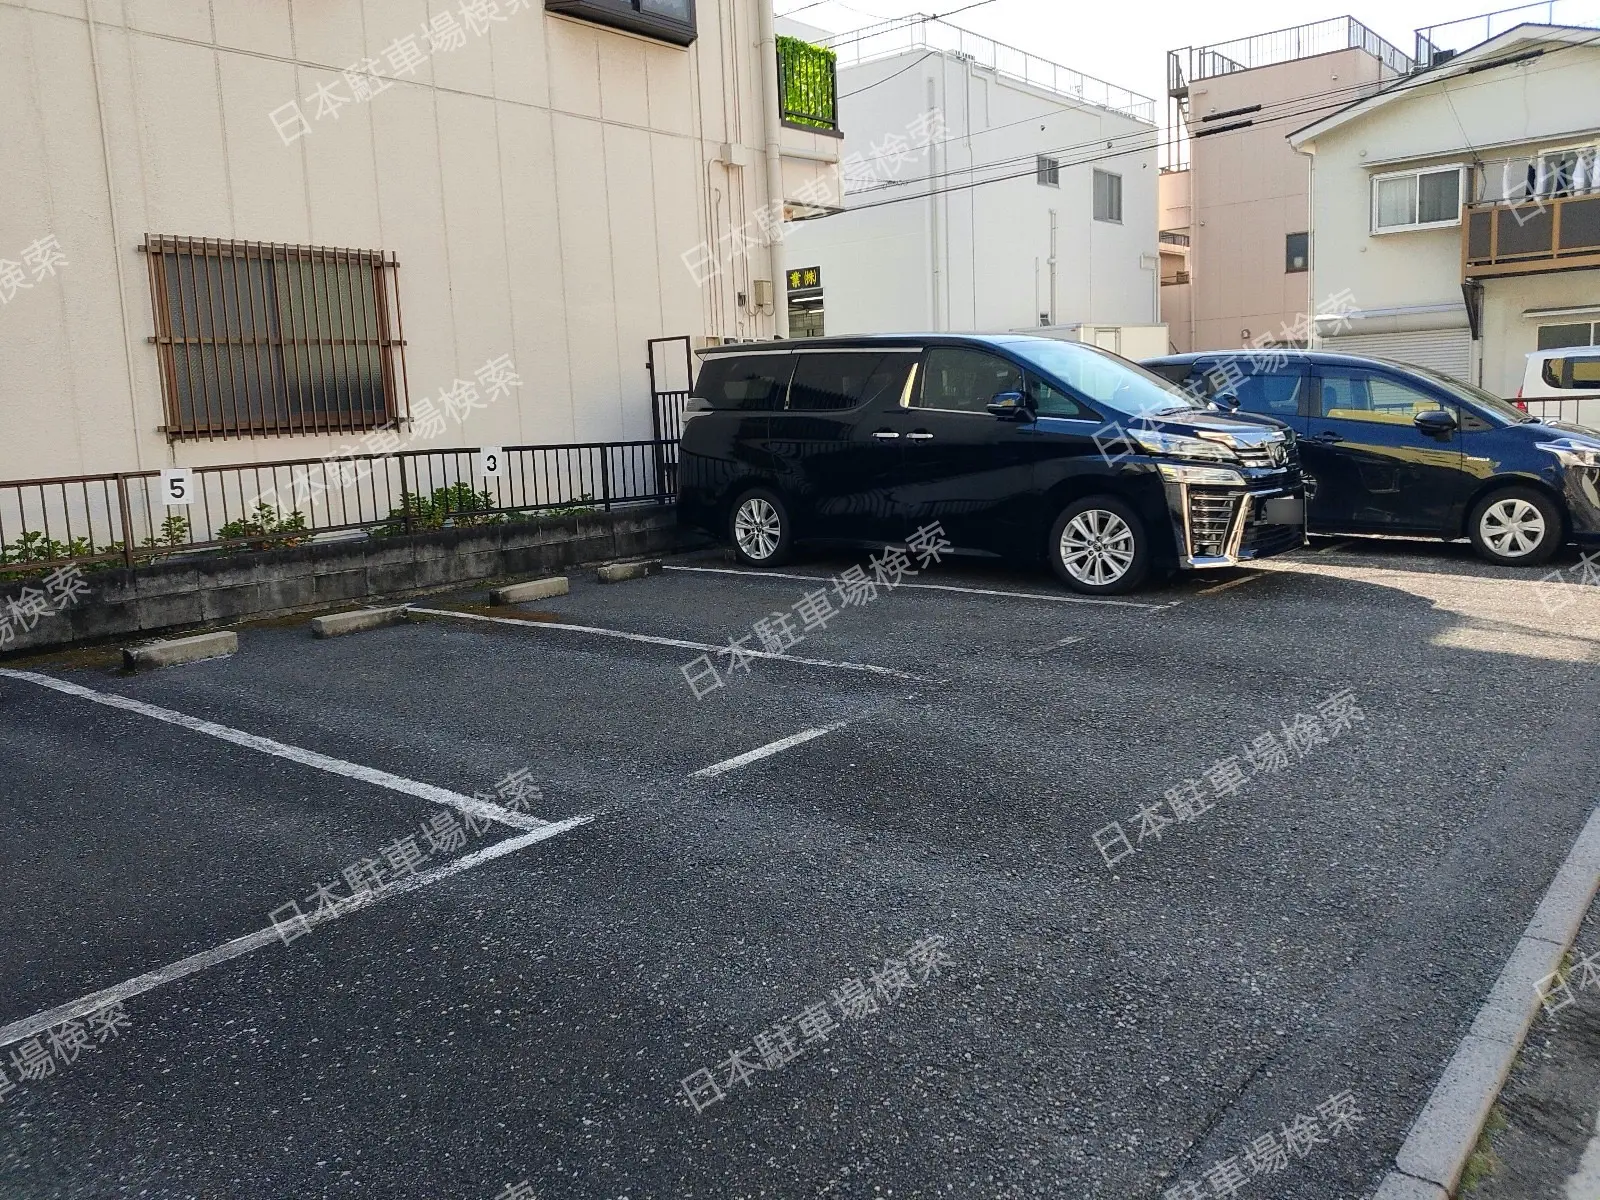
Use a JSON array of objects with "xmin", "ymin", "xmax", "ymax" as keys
[
  {"xmin": 1400, "ymin": 362, "xmax": 1534, "ymax": 424},
  {"xmin": 1003, "ymin": 339, "xmax": 1207, "ymax": 418}
]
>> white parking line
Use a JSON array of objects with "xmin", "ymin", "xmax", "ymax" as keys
[
  {"xmin": 0, "ymin": 669, "xmax": 544, "ymax": 833},
  {"xmin": 690, "ymin": 722, "xmax": 849, "ymax": 779},
  {"xmin": 662, "ymin": 565, "xmax": 1169, "ymax": 609},
  {"xmin": 0, "ymin": 815, "xmax": 594, "ymax": 1050},
  {"xmin": 405, "ymin": 606, "xmax": 928, "ymax": 681}
]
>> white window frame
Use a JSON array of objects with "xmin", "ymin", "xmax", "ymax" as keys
[
  {"xmin": 1370, "ymin": 164, "xmax": 1468, "ymax": 234},
  {"xmin": 1093, "ymin": 169, "xmax": 1122, "ymax": 224},
  {"xmin": 1036, "ymin": 155, "xmax": 1061, "ymax": 187}
]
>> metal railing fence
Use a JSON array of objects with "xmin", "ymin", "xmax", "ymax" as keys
[{"xmin": 0, "ymin": 439, "xmax": 677, "ymax": 576}]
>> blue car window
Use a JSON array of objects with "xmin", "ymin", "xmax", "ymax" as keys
[
  {"xmin": 1319, "ymin": 370, "xmax": 1444, "ymax": 424},
  {"xmin": 1233, "ymin": 372, "xmax": 1304, "ymax": 417}
]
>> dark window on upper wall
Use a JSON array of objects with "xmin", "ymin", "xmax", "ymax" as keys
[
  {"xmin": 544, "ymin": 0, "xmax": 697, "ymax": 45},
  {"xmin": 1037, "ymin": 155, "xmax": 1061, "ymax": 187},
  {"xmin": 144, "ymin": 235, "xmax": 406, "ymax": 440},
  {"xmin": 1537, "ymin": 321, "xmax": 1598, "ymax": 350},
  {"xmin": 1286, "ymin": 232, "xmax": 1309, "ymax": 272},
  {"xmin": 1093, "ymin": 170, "xmax": 1122, "ymax": 222}
]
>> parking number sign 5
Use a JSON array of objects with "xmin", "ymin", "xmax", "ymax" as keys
[
  {"xmin": 161, "ymin": 468, "xmax": 195, "ymax": 506},
  {"xmin": 479, "ymin": 447, "xmax": 504, "ymax": 479}
]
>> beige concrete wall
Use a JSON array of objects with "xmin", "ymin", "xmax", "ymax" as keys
[
  {"xmin": 1188, "ymin": 48, "xmax": 1387, "ymax": 350},
  {"xmin": 0, "ymin": 0, "xmax": 798, "ymax": 480}
]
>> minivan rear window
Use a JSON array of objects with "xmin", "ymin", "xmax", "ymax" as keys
[
  {"xmin": 788, "ymin": 352, "xmax": 912, "ymax": 411},
  {"xmin": 692, "ymin": 354, "xmax": 794, "ymax": 410},
  {"xmin": 1543, "ymin": 356, "xmax": 1600, "ymax": 389}
]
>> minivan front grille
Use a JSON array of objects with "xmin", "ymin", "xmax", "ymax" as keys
[
  {"xmin": 1233, "ymin": 437, "xmax": 1295, "ymax": 471},
  {"xmin": 1187, "ymin": 489, "xmax": 1240, "ymax": 558}
]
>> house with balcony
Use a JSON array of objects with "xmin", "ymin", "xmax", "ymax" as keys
[
  {"xmin": 0, "ymin": 0, "xmax": 841, "ymax": 485},
  {"xmin": 1289, "ymin": 3, "xmax": 1600, "ymax": 391},
  {"xmin": 1163, "ymin": 17, "xmax": 1412, "ymax": 356},
  {"xmin": 779, "ymin": 15, "xmax": 1159, "ymax": 339}
]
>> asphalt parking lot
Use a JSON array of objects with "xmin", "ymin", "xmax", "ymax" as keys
[{"xmin": 3, "ymin": 536, "xmax": 1600, "ymax": 1199}]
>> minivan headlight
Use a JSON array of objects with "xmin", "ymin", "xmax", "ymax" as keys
[
  {"xmin": 1130, "ymin": 428, "xmax": 1240, "ymax": 464},
  {"xmin": 1536, "ymin": 438, "xmax": 1600, "ymax": 468}
]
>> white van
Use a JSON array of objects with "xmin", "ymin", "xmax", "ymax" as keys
[{"xmin": 1518, "ymin": 347, "xmax": 1600, "ymax": 429}]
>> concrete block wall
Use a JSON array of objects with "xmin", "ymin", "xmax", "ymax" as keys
[{"xmin": 1, "ymin": 508, "xmax": 687, "ymax": 657}]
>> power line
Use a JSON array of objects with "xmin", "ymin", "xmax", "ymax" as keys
[
  {"xmin": 839, "ymin": 28, "xmax": 1600, "ymax": 198},
  {"xmin": 840, "ymin": 51, "xmax": 940, "ymax": 98},
  {"xmin": 821, "ymin": 32, "xmax": 1600, "ymax": 218}
]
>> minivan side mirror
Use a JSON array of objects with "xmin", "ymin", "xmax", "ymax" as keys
[
  {"xmin": 1414, "ymin": 408, "xmax": 1458, "ymax": 437},
  {"xmin": 986, "ymin": 391, "xmax": 1030, "ymax": 419},
  {"xmin": 1211, "ymin": 390, "xmax": 1241, "ymax": 413}
]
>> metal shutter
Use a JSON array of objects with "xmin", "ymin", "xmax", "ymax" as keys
[{"xmin": 1319, "ymin": 329, "xmax": 1473, "ymax": 381}]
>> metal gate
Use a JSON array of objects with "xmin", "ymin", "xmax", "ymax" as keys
[{"xmin": 646, "ymin": 335, "xmax": 694, "ymax": 495}]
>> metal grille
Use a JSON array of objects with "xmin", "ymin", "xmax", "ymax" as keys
[
  {"xmin": 1233, "ymin": 438, "xmax": 1294, "ymax": 470},
  {"xmin": 1187, "ymin": 490, "xmax": 1240, "ymax": 557},
  {"xmin": 144, "ymin": 235, "xmax": 408, "ymax": 441}
]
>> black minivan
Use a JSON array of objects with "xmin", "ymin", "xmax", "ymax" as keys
[
  {"xmin": 1144, "ymin": 350, "xmax": 1600, "ymax": 566},
  {"xmin": 676, "ymin": 334, "xmax": 1307, "ymax": 594}
]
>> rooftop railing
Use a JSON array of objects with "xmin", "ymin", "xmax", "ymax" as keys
[
  {"xmin": 829, "ymin": 14, "xmax": 1156, "ymax": 124},
  {"xmin": 1415, "ymin": 0, "xmax": 1600, "ymax": 68},
  {"xmin": 1168, "ymin": 16, "xmax": 1413, "ymax": 93}
]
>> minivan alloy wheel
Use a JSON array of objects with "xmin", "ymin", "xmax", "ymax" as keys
[
  {"xmin": 734, "ymin": 497, "xmax": 783, "ymax": 561},
  {"xmin": 1059, "ymin": 508, "xmax": 1137, "ymax": 587},
  {"xmin": 1478, "ymin": 497, "xmax": 1546, "ymax": 559}
]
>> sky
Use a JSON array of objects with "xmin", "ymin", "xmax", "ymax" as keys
[{"xmin": 779, "ymin": 0, "xmax": 1538, "ymax": 114}]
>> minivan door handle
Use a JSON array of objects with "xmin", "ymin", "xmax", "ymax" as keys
[
  {"xmin": 871, "ymin": 430, "xmax": 900, "ymax": 440},
  {"xmin": 1314, "ymin": 431, "xmax": 1344, "ymax": 444},
  {"xmin": 905, "ymin": 431, "xmax": 934, "ymax": 441}
]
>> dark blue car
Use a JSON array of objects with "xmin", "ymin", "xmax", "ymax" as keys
[{"xmin": 1144, "ymin": 350, "xmax": 1600, "ymax": 566}]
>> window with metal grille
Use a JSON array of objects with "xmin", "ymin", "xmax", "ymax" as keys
[{"xmin": 143, "ymin": 235, "xmax": 407, "ymax": 440}]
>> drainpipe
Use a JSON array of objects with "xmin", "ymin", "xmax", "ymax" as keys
[
  {"xmin": 1048, "ymin": 208, "xmax": 1059, "ymax": 326},
  {"xmin": 758, "ymin": 0, "xmax": 788, "ymax": 339},
  {"xmin": 927, "ymin": 76, "xmax": 942, "ymax": 330}
]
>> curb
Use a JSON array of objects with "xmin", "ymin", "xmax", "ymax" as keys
[
  {"xmin": 489, "ymin": 576, "xmax": 570, "ymax": 605},
  {"xmin": 1374, "ymin": 806, "xmax": 1600, "ymax": 1197},
  {"xmin": 123, "ymin": 630, "xmax": 238, "ymax": 670},
  {"xmin": 309, "ymin": 606, "xmax": 410, "ymax": 638},
  {"xmin": 597, "ymin": 560, "xmax": 662, "ymax": 584}
]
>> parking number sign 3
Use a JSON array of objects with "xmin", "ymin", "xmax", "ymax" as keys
[
  {"xmin": 479, "ymin": 447, "xmax": 504, "ymax": 479},
  {"xmin": 161, "ymin": 467, "xmax": 195, "ymax": 506}
]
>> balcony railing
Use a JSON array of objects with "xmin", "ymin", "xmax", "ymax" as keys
[
  {"xmin": 1463, "ymin": 193, "xmax": 1600, "ymax": 278},
  {"xmin": 1159, "ymin": 230, "xmax": 1191, "ymax": 246},
  {"xmin": 777, "ymin": 35, "xmax": 839, "ymax": 132}
]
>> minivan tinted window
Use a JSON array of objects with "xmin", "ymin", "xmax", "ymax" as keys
[
  {"xmin": 692, "ymin": 354, "xmax": 793, "ymax": 410},
  {"xmin": 788, "ymin": 352, "xmax": 912, "ymax": 411},
  {"xmin": 918, "ymin": 348, "xmax": 1024, "ymax": 413}
]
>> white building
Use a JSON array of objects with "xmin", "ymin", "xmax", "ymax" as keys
[
  {"xmin": 0, "ymin": 0, "xmax": 841, "ymax": 482},
  {"xmin": 1290, "ymin": 14, "xmax": 1600, "ymax": 392},
  {"xmin": 780, "ymin": 15, "xmax": 1160, "ymax": 341}
]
